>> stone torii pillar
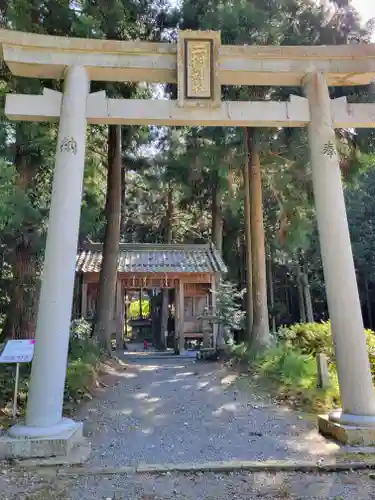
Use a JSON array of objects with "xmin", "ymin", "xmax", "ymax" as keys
[
  {"xmin": 10, "ymin": 66, "xmax": 89, "ymax": 438},
  {"xmin": 303, "ymin": 72, "xmax": 375, "ymax": 436}
]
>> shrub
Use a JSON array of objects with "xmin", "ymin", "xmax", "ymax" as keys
[
  {"xmin": 70, "ymin": 317, "xmax": 92, "ymax": 341},
  {"xmin": 65, "ymin": 358, "xmax": 97, "ymax": 401},
  {"xmin": 231, "ymin": 322, "xmax": 375, "ymax": 412},
  {"xmin": 215, "ymin": 279, "xmax": 246, "ymax": 330},
  {"xmin": 69, "ymin": 318, "xmax": 99, "ymax": 359},
  {"xmin": 277, "ymin": 321, "xmax": 334, "ymax": 359},
  {"xmin": 230, "ymin": 341, "xmax": 340, "ymax": 411},
  {"xmin": 254, "ymin": 344, "xmax": 317, "ymax": 389},
  {"xmin": 1, "ymin": 319, "xmax": 102, "ymax": 422},
  {"xmin": 365, "ymin": 329, "xmax": 375, "ymax": 378},
  {"xmin": 65, "ymin": 318, "xmax": 101, "ymax": 402},
  {"xmin": 277, "ymin": 321, "xmax": 375, "ymax": 382}
]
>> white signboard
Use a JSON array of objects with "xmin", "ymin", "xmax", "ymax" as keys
[{"xmin": 0, "ymin": 339, "xmax": 35, "ymax": 364}]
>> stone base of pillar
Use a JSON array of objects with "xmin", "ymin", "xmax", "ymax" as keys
[
  {"xmin": 329, "ymin": 409, "xmax": 375, "ymax": 428},
  {"xmin": 319, "ymin": 414, "xmax": 375, "ymax": 446},
  {"xmin": 9, "ymin": 417, "xmax": 78, "ymax": 438},
  {"xmin": 0, "ymin": 419, "xmax": 88, "ymax": 461}
]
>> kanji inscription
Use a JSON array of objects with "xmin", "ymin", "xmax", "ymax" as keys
[
  {"xmin": 60, "ymin": 136, "xmax": 78, "ymax": 155},
  {"xmin": 185, "ymin": 40, "xmax": 212, "ymax": 99},
  {"xmin": 177, "ymin": 30, "xmax": 221, "ymax": 109},
  {"xmin": 322, "ymin": 140, "xmax": 336, "ymax": 159}
]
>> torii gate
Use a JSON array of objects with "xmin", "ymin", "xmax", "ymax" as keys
[{"xmin": 2, "ymin": 28, "xmax": 375, "ymax": 456}]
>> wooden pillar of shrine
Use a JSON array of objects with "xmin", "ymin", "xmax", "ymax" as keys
[
  {"xmin": 175, "ymin": 279, "xmax": 185, "ymax": 354},
  {"xmin": 211, "ymin": 274, "xmax": 218, "ymax": 348},
  {"xmin": 115, "ymin": 279, "xmax": 123, "ymax": 350}
]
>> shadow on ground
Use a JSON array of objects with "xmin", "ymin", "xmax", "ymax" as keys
[{"xmin": 76, "ymin": 355, "xmax": 339, "ymax": 467}]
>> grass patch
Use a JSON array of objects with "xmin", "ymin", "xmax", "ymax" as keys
[
  {"xmin": 231, "ymin": 341, "xmax": 340, "ymax": 412},
  {"xmin": 64, "ymin": 339, "xmax": 101, "ymax": 404},
  {"xmin": 231, "ymin": 321, "xmax": 375, "ymax": 413}
]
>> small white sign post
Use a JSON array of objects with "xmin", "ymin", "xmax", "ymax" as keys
[{"xmin": 0, "ymin": 340, "xmax": 35, "ymax": 418}]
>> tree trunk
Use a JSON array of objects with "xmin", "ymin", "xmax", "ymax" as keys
[
  {"xmin": 93, "ymin": 125, "xmax": 122, "ymax": 352},
  {"xmin": 267, "ymin": 250, "xmax": 276, "ymax": 334},
  {"xmin": 242, "ymin": 136, "xmax": 253, "ymax": 341},
  {"xmin": 237, "ymin": 236, "xmax": 245, "ymax": 290},
  {"xmin": 159, "ymin": 186, "xmax": 174, "ymax": 350},
  {"xmin": 211, "ymin": 171, "xmax": 223, "ymax": 255},
  {"xmin": 2, "ymin": 243, "xmax": 39, "ymax": 340},
  {"xmin": 245, "ymin": 127, "xmax": 270, "ymax": 349},
  {"xmin": 284, "ymin": 275, "xmax": 291, "ymax": 319},
  {"xmin": 2, "ymin": 129, "xmax": 40, "ymax": 341},
  {"xmin": 120, "ymin": 161, "xmax": 127, "ymax": 235},
  {"xmin": 301, "ymin": 266, "xmax": 314, "ymax": 323},
  {"xmin": 364, "ymin": 277, "xmax": 372, "ymax": 330},
  {"xmin": 296, "ymin": 264, "xmax": 307, "ymax": 323}
]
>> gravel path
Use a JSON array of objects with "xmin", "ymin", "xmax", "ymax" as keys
[
  {"xmin": 3, "ymin": 468, "xmax": 375, "ymax": 499},
  {"xmin": 65, "ymin": 470, "xmax": 375, "ymax": 500},
  {"xmin": 3, "ymin": 355, "xmax": 375, "ymax": 499},
  {"xmin": 77, "ymin": 355, "xmax": 339, "ymax": 467}
]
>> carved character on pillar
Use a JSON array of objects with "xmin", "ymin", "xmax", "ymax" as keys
[
  {"xmin": 60, "ymin": 136, "xmax": 78, "ymax": 155},
  {"xmin": 322, "ymin": 140, "xmax": 336, "ymax": 159}
]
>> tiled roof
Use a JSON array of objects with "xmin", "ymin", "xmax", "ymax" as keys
[{"xmin": 76, "ymin": 243, "xmax": 227, "ymax": 274}]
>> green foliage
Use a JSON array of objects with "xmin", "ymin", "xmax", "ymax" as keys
[
  {"xmin": 65, "ymin": 355, "xmax": 99, "ymax": 403},
  {"xmin": 346, "ymin": 166, "xmax": 375, "ymax": 278},
  {"xmin": 70, "ymin": 317, "xmax": 92, "ymax": 342},
  {"xmin": 66, "ymin": 319, "xmax": 101, "ymax": 402},
  {"xmin": 277, "ymin": 321, "xmax": 375, "ymax": 381},
  {"xmin": 254, "ymin": 343, "xmax": 317, "ymax": 389},
  {"xmin": 365, "ymin": 329, "xmax": 375, "ymax": 377},
  {"xmin": 128, "ymin": 299, "xmax": 150, "ymax": 319},
  {"xmin": 231, "ymin": 340, "xmax": 340, "ymax": 411},
  {"xmin": 277, "ymin": 321, "xmax": 334, "ymax": 359},
  {"xmin": 215, "ymin": 279, "xmax": 246, "ymax": 330},
  {"xmin": 0, "ymin": 320, "xmax": 101, "ymax": 423},
  {"xmin": 232, "ymin": 320, "xmax": 375, "ymax": 411},
  {"xmin": 0, "ymin": 361, "xmax": 31, "ymax": 425}
]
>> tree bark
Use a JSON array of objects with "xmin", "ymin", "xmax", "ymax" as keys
[
  {"xmin": 237, "ymin": 236, "xmax": 246, "ymax": 290},
  {"xmin": 211, "ymin": 171, "xmax": 223, "ymax": 255},
  {"xmin": 284, "ymin": 274, "xmax": 291, "ymax": 318},
  {"xmin": 159, "ymin": 186, "xmax": 174, "ymax": 350},
  {"xmin": 301, "ymin": 266, "xmax": 314, "ymax": 323},
  {"xmin": 2, "ymin": 128, "xmax": 41, "ymax": 341},
  {"xmin": 242, "ymin": 134, "xmax": 253, "ymax": 341},
  {"xmin": 93, "ymin": 125, "xmax": 122, "ymax": 352},
  {"xmin": 365, "ymin": 277, "xmax": 373, "ymax": 330},
  {"xmin": 267, "ymin": 250, "xmax": 276, "ymax": 334},
  {"xmin": 296, "ymin": 264, "xmax": 307, "ymax": 323},
  {"xmin": 2, "ymin": 243, "xmax": 39, "ymax": 340},
  {"xmin": 120, "ymin": 160, "xmax": 127, "ymax": 235},
  {"xmin": 245, "ymin": 127, "xmax": 270, "ymax": 349}
]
